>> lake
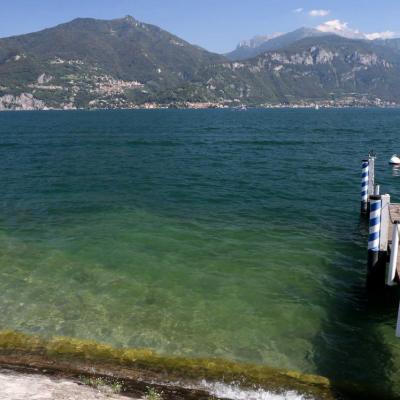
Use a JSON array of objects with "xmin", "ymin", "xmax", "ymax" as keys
[{"xmin": 0, "ymin": 109, "xmax": 400, "ymax": 397}]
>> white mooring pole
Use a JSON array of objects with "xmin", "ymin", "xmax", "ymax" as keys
[
  {"xmin": 368, "ymin": 153, "xmax": 376, "ymax": 199},
  {"xmin": 388, "ymin": 222, "xmax": 400, "ymax": 286}
]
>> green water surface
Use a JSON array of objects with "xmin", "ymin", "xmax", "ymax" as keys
[{"xmin": 0, "ymin": 109, "xmax": 400, "ymax": 396}]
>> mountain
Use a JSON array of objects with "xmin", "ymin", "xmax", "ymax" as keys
[
  {"xmin": 374, "ymin": 38, "xmax": 400, "ymax": 52},
  {"xmin": 238, "ymin": 33, "xmax": 283, "ymax": 49},
  {"xmin": 0, "ymin": 16, "xmax": 225, "ymax": 109},
  {"xmin": 1, "ymin": 17, "xmax": 400, "ymax": 109},
  {"xmin": 157, "ymin": 35, "xmax": 400, "ymax": 106},
  {"xmin": 226, "ymin": 28, "xmax": 329, "ymax": 61}
]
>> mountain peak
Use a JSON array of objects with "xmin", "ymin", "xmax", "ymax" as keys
[
  {"xmin": 1, "ymin": 16, "xmax": 400, "ymax": 109},
  {"xmin": 226, "ymin": 27, "xmax": 329, "ymax": 61},
  {"xmin": 295, "ymin": 27, "xmax": 321, "ymax": 34},
  {"xmin": 66, "ymin": 15, "xmax": 137, "ymax": 26},
  {"xmin": 238, "ymin": 32, "xmax": 283, "ymax": 49},
  {"xmin": 122, "ymin": 15, "xmax": 136, "ymax": 23}
]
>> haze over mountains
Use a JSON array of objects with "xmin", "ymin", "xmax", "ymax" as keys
[
  {"xmin": 226, "ymin": 24, "xmax": 400, "ymax": 60},
  {"xmin": 226, "ymin": 28, "xmax": 329, "ymax": 61},
  {"xmin": 1, "ymin": 16, "xmax": 400, "ymax": 110}
]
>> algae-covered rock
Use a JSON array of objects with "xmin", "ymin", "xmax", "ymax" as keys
[
  {"xmin": 47, "ymin": 336, "xmax": 119, "ymax": 361},
  {"xmin": 0, "ymin": 330, "xmax": 42, "ymax": 352},
  {"xmin": 0, "ymin": 330, "xmax": 338, "ymax": 399}
]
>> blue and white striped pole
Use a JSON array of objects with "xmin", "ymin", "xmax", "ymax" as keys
[
  {"xmin": 361, "ymin": 159, "xmax": 369, "ymax": 214},
  {"xmin": 367, "ymin": 195, "xmax": 385, "ymax": 290},
  {"xmin": 368, "ymin": 196, "xmax": 381, "ymax": 252}
]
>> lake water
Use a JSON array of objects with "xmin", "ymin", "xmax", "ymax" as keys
[{"xmin": 0, "ymin": 109, "xmax": 400, "ymax": 397}]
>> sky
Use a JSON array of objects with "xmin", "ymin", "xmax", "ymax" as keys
[{"xmin": 0, "ymin": 1, "xmax": 399, "ymax": 53}]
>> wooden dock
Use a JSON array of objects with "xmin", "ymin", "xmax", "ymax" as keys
[
  {"xmin": 361, "ymin": 154, "xmax": 400, "ymax": 336},
  {"xmin": 389, "ymin": 204, "xmax": 400, "ymax": 280}
]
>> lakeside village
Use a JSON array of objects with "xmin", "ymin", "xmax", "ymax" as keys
[
  {"xmin": 0, "ymin": 59, "xmax": 398, "ymax": 111},
  {"xmin": 0, "ymin": 70, "xmax": 398, "ymax": 111},
  {"xmin": 0, "ymin": 94, "xmax": 398, "ymax": 111}
]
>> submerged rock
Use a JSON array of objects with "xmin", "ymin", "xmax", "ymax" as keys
[{"xmin": 0, "ymin": 330, "xmax": 389, "ymax": 400}]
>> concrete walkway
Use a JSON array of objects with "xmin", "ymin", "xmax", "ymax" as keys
[{"xmin": 0, "ymin": 368, "xmax": 137, "ymax": 400}]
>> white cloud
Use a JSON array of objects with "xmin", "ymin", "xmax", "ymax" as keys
[
  {"xmin": 293, "ymin": 8, "xmax": 303, "ymax": 13},
  {"xmin": 309, "ymin": 9, "xmax": 330, "ymax": 17},
  {"xmin": 316, "ymin": 19, "xmax": 364, "ymax": 39},
  {"xmin": 316, "ymin": 19, "xmax": 398, "ymax": 41},
  {"xmin": 365, "ymin": 31, "xmax": 396, "ymax": 40}
]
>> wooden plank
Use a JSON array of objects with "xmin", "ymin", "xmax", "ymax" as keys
[
  {"xmin": 388, "ymin": 204, "xmax": 400, "ymax": 238},
  {"xmin": 389, "ymin": 204, "xmax": 400, "ymax": 223}
]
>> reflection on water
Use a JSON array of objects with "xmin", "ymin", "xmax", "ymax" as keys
[{"xmin": 392, "ymin": 166, "xmax": 400, "ymax": 177}]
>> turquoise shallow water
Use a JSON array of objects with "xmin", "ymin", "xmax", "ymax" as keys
[{"xmin": 0, "ymin": 109, "xmax": 400, "ymax": 395}]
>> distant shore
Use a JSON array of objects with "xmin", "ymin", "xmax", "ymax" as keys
[{"xmin": 1, "ymin": 102, "xmax": 400, "ymax": 112}]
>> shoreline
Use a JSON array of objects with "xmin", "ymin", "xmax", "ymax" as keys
[
  {"xmin": 0, "ymin": 329, "xmax": 393, "ymax": 400},
  {"xmin": 1, "ymin": 104, "xmax": 400, "ymax": 112},
  {"xmin": 0, "ymin": 330, "xmax": 333, "ymax": 399},
  {"xmin": 0, "ymin": 367, "xmax": 136, "ymax": 400}
]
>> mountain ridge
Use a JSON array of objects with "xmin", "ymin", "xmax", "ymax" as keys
[
  {"xmin": 1, "ymin": 17, "xmax": 400, "ymax": 110},
  {"xmin": 226, "ymin": 28, "xmax": 330, "ymax": 61}
]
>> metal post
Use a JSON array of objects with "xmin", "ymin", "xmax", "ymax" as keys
[
  {"xmin": 367, "ymin": 195, "xmax": 386, "ymax": 290},
  {"xmin": 388, "ymin": 221, "xmax": 399, "ymax": 286},
  {"xmin": 361, "ymin": 160, "xmax": 369, "ymax": 214}
]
